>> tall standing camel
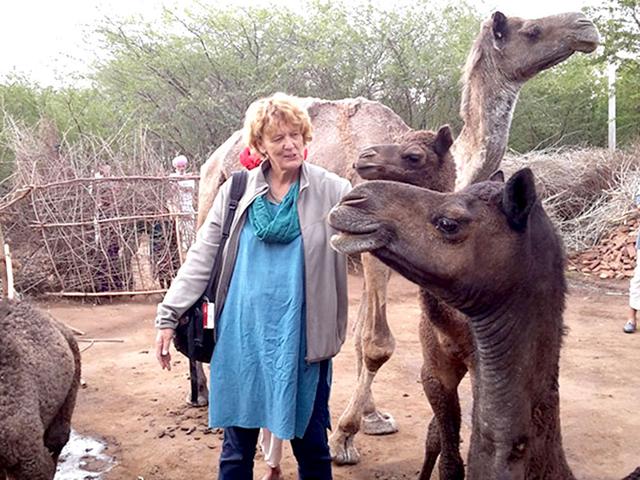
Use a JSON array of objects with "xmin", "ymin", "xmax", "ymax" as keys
[
  {"xmin": 189, "ymin": 8, "xmax": 599, "ymax": 466},
  {"xmin": 327, "ymin": 171, "xmax": 640, "ymax": 480}
]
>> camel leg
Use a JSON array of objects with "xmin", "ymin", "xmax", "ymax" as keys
[
  {"xmin": 419, "ymin": 356, "xmax": 466, "ymax": 480},
  {"xmin": 8, "ymin": 446, "xmax": 56, "ymax": 480},
  {"xmin": 186, "ymin": 361, "xmax": 209, "ymax": 407},
  {"xmin": 43, "ymin": 394, "xmax": 75, "ymax": 463},
  {"xmin": 7, "ymin": 419, "xmax": 56, "ymax": 480},
  {"xmin": 329, "ymin": 254, "xmax": 396, "ymax": 465},
  {"xmin": 45, "ymin": 334, "xmax": 80, "ymax": 464}
]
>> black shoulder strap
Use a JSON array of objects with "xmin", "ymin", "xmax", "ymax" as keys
[{"xmin": 203, "ymin": 170, "xmax": 248, "ymax": 300}]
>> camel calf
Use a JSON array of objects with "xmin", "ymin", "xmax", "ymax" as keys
[
  {"xmin": 329, "ymin": 170, "xmax": 640, "ymax": 479},
  {"xmin": 0, "ymin": 301, "xmax": 81, "ymax": 480}
]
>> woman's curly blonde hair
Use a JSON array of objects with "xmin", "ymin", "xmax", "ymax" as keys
[{"xmin": 242, "ymin": 92, "xmax": 313, "ymax": 155}]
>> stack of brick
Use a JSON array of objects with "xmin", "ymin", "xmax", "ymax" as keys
[{"xmin": 568, "ymin": 216, "xmax": 639, "ymax": 279}]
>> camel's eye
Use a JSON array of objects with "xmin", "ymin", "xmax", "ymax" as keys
[
  {"xmin": 523, "ymin": 25, "xmax": 541, "ymax": 41},
  {"xmin": 435, "ymin": 217, "xmax": 460, "ymax": 235},
  {"xmin": 403, "ymin": 151, "xmax": 423, "ymax": 164}
]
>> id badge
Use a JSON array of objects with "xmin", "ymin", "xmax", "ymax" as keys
[{"xmin": 202, "ymin": 301, "xmax": 215, "ymax": 329}]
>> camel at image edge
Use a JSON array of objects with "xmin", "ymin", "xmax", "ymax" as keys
[
  {"xmin": 0, "ymin": 301, "xmax": 81, "ymax": 480},
  {"xmin": 328, "ymin": 171, "xmax": 640, "ymax": 480},
  {"xmin": 192, "ymin": 9, "xmax": 600, "ymax": 471}
]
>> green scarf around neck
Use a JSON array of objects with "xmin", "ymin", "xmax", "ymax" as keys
[{"xmin": 249, "ymin": 181, "xmax": 301, "ymax": 243}]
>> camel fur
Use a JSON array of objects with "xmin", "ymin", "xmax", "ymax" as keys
[
  {"xmin": 328, "ymin": 171, "xmax": 640, "ymax": 480},
  {"xmin": 0, "ymin": 301, "xmax": 81, "ymax": 480}
]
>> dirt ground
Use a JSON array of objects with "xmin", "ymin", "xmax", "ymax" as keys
[{"xmin": 45, "ymin": 272, "xmax": 639, "ymax": 480}]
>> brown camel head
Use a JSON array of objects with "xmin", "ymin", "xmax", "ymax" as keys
[
  {"xmin": 329, "ymin": 168, "xmax": 563, "ymax": 314},
  {"xmin": 354, "ymin": 125, "xmax": 455, "ymax": 192},
  {"xmin": 468, "ymin": 11, "xmax": 600, "ymax": 84}
]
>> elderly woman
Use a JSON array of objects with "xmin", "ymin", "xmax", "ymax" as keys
[{"xmin": 155, "ymin": 92, "xmax": 351, "ymax": 479}]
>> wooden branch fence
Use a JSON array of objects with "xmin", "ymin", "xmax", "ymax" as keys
[{"xmin": 0, "ymin": 175, "xmax": 199, "ymax": 297}]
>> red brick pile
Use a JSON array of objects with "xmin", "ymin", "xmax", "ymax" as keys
[{"xmin": 568, "ymin": 216, "xmax": 639, "ymax": 279}]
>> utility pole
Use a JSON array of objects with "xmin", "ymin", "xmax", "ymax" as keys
[{"xmin": 607, "ymin": 61, "xmax": 617, "ymax": 152}]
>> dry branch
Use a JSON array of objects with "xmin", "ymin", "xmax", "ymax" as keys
[{"xmin": 43, "ymin": 289, "xmax": 168, "ymax": 297}]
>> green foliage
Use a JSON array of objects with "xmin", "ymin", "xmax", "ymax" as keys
[
  {"xmin": 586, "ymin": 0, "xmax": 640, "ymax": 145},
  {"xmin": 0, "ymin": 77, "xmax": 117, "ymax": 181},
  {"xmin": 589, "ymin": 0, "xmax": 640, "ymax": 65},
  {"xmin": 510, "ymin": 56, "xmax": 608, "ymax": 152},
  {"xmin": 3, "ymin": 0, "xmax": 640, "ymax": 178},
  {"xmin": 91, "ymin": 1, "xmax": 482, "ymax": 162}
]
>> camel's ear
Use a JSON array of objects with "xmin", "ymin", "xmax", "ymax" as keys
[
  {"xmin": 434, "ymin": 125, "xmax": 453, "ymax": 157},
  {"xmin": 502, "ymin": 168, "xmax": 537, "ymax": 232},
  {"xmin": 492, "ymin": 11, "xmax": 508, "ymax": 41},
  {"xmin": 489, "ymin": 170, "xmax": 505, "ymax": 183}
]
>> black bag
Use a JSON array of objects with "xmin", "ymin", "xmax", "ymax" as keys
[{"xmin": 174, "ymin": 170, "xmax": 248, "ymax": 364}]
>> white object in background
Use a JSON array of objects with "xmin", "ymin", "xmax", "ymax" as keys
[
  {"xmin": 259, "ymin": 428, "xmax": 284, "ymax": 469},
  {"xmin": 4, "ymin": 244, "xmax": 14, "ymax": 300},
  {"xmin": 608, "ymin": 61, "xmax": 617, "ymax": 152}
]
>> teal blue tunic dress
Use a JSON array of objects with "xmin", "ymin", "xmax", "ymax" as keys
[{"xmin": 208, "ymin": 194, "xmax": 325, "ymax": 440}]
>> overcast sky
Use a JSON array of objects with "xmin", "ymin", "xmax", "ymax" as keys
[{"xmin": 0, "ymin": 0, "xmax": 597, "ymax": 87}]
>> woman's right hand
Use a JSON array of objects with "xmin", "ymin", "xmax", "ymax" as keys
[{"xmin": 155, "ymin": 328, "xmax": 175, "ymax": 370}]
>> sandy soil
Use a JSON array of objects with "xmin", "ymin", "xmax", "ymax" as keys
[{"xmin": 45, "ymin": 272, "xmax": 639, "ymax": 480}]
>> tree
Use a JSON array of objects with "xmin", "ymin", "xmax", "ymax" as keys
[
  {"xmin": 91, "ymin": 1, "xmax": 483, "ymax": 163},
  {"xmin": 590, "ymin": 0, "xmax": 640, "ymax": 65},
  {"xmin": 509, "ymin": 56, "xmax": 608, "ymax": 152}
]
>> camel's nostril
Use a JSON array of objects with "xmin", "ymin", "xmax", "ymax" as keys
[
  {"xmin": 358, "ymin": 149, "xmax": 377, "ymax": 160},
  {"xmin": 575, "ymin": 18, "xmax": 593, "ymax": 27},
  {"xmin": 341, "ymin": 194, "xmax": 368, "ymax": 208}
]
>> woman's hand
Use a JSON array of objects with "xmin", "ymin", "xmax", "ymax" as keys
[{"xmin": 155, "ymin": 328, "xmax": 175, "ymax": 370}]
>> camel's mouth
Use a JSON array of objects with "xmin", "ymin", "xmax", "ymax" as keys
[
  {"xmin": 574, "ymin": 38, "xmax": 599, "ymax": 53},
  {"xmin": 572, "ymin": 22, "xmax": 600, "ymax": 53},
  {"xmin": 330, "ymin": 231, "xmax": 388, "ymax": 255},
  {"xmin": 354, "ymin": 164, "xmax": 387, "ymax": 181},
  {"xmin": 536, "ymin": 51, "xmax": 575, "ymax": 73},
  {"xmin": 328, "ymin": 200, "xmax": 391, "ymax": 255}
]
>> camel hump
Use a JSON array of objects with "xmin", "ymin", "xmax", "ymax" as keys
[{"xmin": 198, "ymin": 96, "xmax": 410, "ymax": 223}]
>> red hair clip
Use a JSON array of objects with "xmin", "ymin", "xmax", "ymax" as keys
[{"xmin": 239, "ymin": 147, "xmax": 262, "ymax": 170}]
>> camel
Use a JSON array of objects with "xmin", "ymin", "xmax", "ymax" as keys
[
  {"xmin": 189, "ymin": 9, "xmax": 599, "ymax": 466},
  {"xmin": 0, "ymin": 301, "xmax": 81, "ymax": 480},
  {"xmin": 347, "ymin": 125, "xmax": 470, "ymax": 479},
  {"xmin": 327, "ymin": 171, "xmax": 640, "ymax": 480},
  {"xmin": 328, "ymin": 10, "xmax": 600, "ymax": 467}
]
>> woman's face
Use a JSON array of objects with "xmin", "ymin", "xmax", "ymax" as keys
[{"xmin": 258, "ymin": 121, "xmax": 305, "ymax": 175}]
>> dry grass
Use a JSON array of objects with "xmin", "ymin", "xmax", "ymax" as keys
[{"xmin": 502, "ymin": 143, "xmax": 640, "ymax": 251}]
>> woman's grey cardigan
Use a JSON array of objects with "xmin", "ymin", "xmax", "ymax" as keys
[{"xmin": 155, "ymin": 161, "xmax": 352, "ymax": 362}]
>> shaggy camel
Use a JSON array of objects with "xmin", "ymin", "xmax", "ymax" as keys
[
  {"xmin": 328, "ymin": 10, "xmax": 600, "ymax": 467},
  {"xmin": 328, "ymin": 171, "xmax": 640, "ymax": 480},
  {"xmin": 0, "ymin": 301, "xmax": 81, "ymax": 480},
  {"xmin": 188, "ymin": 9, "xmax": 599, "ymax": 464}
]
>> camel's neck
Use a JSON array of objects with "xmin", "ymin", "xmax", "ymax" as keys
[
  {"xmin": 466, "ymin": 289, "xmax": 575, "ymax": 479},
  {"xmin": 452, "ymin": 66, "xmax": 522, "ymax": 190}
]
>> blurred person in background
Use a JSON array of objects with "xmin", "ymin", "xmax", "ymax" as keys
[{"xmin": 624, "ymin": 189, "xmax": 640, "ymax": 334}]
